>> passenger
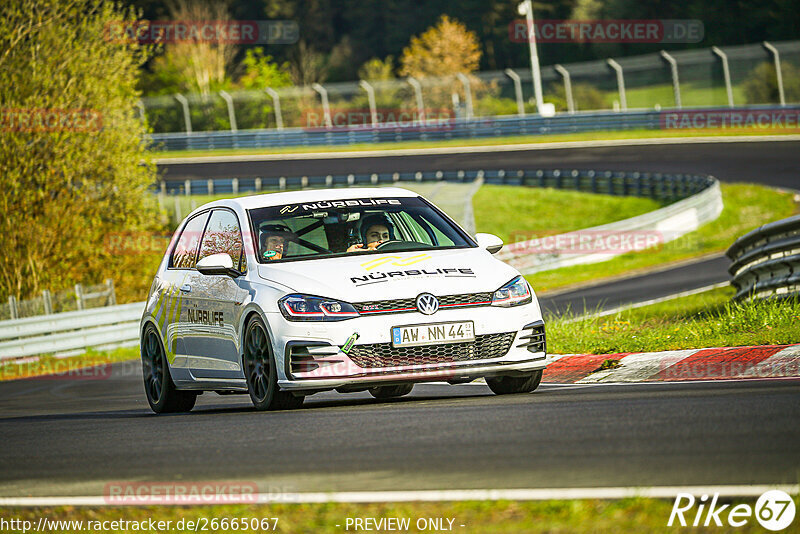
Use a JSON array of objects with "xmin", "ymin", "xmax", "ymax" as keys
[{"xmin": 347, "ymin": 214, "xmax": 396, "ymax": 252}]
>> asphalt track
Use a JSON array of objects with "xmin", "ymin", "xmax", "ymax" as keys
[
  {"xmin": 1, "ymin": 139, "xmax": 798, "ymax": 499},
  {"xmin": 0, "ymin": 360, "xmax": 798, "ymax": 497}
]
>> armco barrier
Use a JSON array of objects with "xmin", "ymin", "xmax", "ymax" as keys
[
  {"xmin": 726, "ymin": 214, "xmax": 800, "ymax": 301},
  {"xmin": 149, "ymin": 105, "xmax": 800, "ymax": 152},
  {"xmin": 0, "ymin": 302, "xmax": 143, "ymax": 361}
]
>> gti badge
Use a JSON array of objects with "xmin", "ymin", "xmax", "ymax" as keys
[{"xmin": 416, "ymin": 293, "xmax": 439, "ymax": 315}]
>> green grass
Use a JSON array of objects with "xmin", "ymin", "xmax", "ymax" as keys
[
  {"xmin": 0, "ymin": 346, "xmax": 138, "ymax": 381},
  {"xmin": 154, "ymin": 127, "xmax": 796, "ymax": 159},
  {"xmin": 2, "ymin": 497, "xmax": 790, "ymax": 533},
  {"xmin": 473, "ymin": 185, "xmax": 662, "ymax": 245},
  {"xmin": 527, "ymin": 183, "xmax": 797, "ymax": 294},
  {"xmin": 548, "ymin": 286, "xmax": 800, "ymax": 354}
]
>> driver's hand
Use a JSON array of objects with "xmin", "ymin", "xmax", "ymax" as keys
[
  {"xmin": 366, "ymin": 241, "xmax": 382, "ymax": 250},
  {"xmin": 347, "ymin": 243, "xmax": 366, "ymax": 253}
]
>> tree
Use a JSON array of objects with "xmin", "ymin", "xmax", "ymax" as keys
[
  {"xmin": 399, "ymin": 15, "xmax": 482, "ymax": 78},
  {"xmin": 358, "ymin": 57, "xmax": 396, "ymax": 81},
  {"xmin": 0, "ymin": 0, "xmax": 158, "ymax": 300},
  {"xmin": 238, "ymin": 48, "xmax": 293, "ymax": 90}
]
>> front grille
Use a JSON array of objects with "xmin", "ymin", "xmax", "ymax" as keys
[
  {"xmin": 354, "ymin": 292, "xmax": 493, "ymax": 315},
  {"xmin": 347, "ymin": 332, "xmax": 515, "ymax": 368}
]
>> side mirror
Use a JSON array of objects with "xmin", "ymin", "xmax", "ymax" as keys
[
  {"xmin": 196, "ymin": 253, "xmax": 238, "ymax": 277},
  {"xmin": 475, "ymin": 233, "xmax": 504, "ymax": 254}
]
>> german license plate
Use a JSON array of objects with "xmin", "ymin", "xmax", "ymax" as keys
[{"xmin": 392, "ymin": 321, "xmax": 475, "ymax": 348}]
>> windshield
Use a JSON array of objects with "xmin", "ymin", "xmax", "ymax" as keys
[{"xmin": 248, "ymin": 196, "xmax": 475, "ymax": 263}]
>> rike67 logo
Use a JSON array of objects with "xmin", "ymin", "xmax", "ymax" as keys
[{"xmin": 668, "ymin": 491, "xmax": 796, "ymax": 530}]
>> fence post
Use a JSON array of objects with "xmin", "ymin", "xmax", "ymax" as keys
[
  {"xmin": 607, "ymin": 59, "xmax": 627, "ymax": 111},
  {"xmin": 660, "ymin": 51, "xmax": 682, "ymax": 109},
  {"xmin": 359, "ymin": 80, "xmax": 378, "ymax": 126},
  {"xmin": 407, "ymin": 77, "xmax": 425, "ymax": 123},
  {"xmin": 75, "ymin": 284, "xmax": 84, "ymax": 311},
  {"xmin": 232, "ymin": 178, "xmax": 239, "ymax": 195},
  {"xmin": 255, "ymin": 177, "xmax": 262, "ymax": 192},
  {"xmin": 42, "ymin": 290, "xmax": 53, "ymax": 315},
  {"xmin": 456, "ymin": 73, "xmax": 474, "ymax": 120},
  {"xmin": 265, "ymin": 88, "xmax": 284, "ymax": 130},
  {"xmin": 554, "ymin": 64, "xmax": 574, "ymax": 114},
  {"xmin": 135, "ymin": 100, "xmax": 146, "ymax": 123},
  {"xmin": 311, "ymin": 83, "xmax": 332, "ymax": 128},
  {"xmin": 504, "ymin": 69, "xmax": 525, "ymax": 116},
  {"xmin": 218, "ymin": 90, "xmax": 238, "ymax": 132},
  {"xmin": 105, "ymin": 279, "xmax": 116, "ymax": 306},
  {"xmin": 711, "ymin": 46, "xmax": 734, "ymax": 107},
  {"xmin": 207, "ymin": 179, "xmax": 214, "ymax": 195},
  {"xmin": 174, "ymin": 93, "xmax": 192, "ymax": 133},
  {"xmin": 8, "ymin": 296, "xmax": 17, "ymax": 320},
  {"xmin": 184, "ymin": 179, "xmax": 191, "ymax": 196},
  {"xmin": 763, "ymin": 41, "xmax": 786, "ymax": 106}
]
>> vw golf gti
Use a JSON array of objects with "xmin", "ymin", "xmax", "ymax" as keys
[{"xmin": 140, "ymin": 187, "xmax": 547, "ymax": 412}]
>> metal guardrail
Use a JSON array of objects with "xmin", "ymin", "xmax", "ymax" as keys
[
  {"xmin": 149, "ymin": 105, "xmax": 800, "ymax": 152},
  {"xmin": 0, "ymin": 302, "xmax": 143, "ymax": 361},
  {"xmin": 727, "ymin": 214, "xmax": 800, "ymax": 301}
]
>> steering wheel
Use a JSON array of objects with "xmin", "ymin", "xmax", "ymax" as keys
[{"xmin": 375, "ymin": 240, "xmax": 433, "ymax": 251}]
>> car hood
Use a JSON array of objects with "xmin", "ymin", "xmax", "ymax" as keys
[{"xmin": 257, "ymin": 248, "xmax": 519, "ymax": 302}]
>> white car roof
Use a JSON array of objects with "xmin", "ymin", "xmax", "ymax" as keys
[{"xmin": 199, "ymin": 187, "xmax": 420, "ymax": 212}]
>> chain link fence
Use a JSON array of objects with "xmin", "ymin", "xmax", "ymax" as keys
[{"xmin": 142, "ymin": 41, "xmax": 800, "ymax": 134}]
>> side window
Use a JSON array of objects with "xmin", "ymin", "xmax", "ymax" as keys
[
  {"xmin": 198, "ymin": 210, "xmax": 245, "ymax": 271},
  {"xmin": 171, "ymin": 213, "xmax": 209, "ymax": 269}
]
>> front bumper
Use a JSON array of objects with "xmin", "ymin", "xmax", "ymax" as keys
[{"xmin": 268, "ymin": 301, "xmax": 546, "ymax": 390}]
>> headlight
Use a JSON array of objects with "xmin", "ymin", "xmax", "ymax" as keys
[
  {"xmin": 491, "ymin": 276, "xmax": 532, "ymax": 307},
  {"xmin": 279, "ymin": 294, "xmax": 359, "ymax": 321}
]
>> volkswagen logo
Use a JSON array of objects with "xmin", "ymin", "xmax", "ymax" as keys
[{"xmin": 416, "ymin": 293, "xmax": 439, "ymax": 315}]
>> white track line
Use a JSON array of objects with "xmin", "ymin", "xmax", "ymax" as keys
[
  {"xmin": 155, "ymin": 135, "xmax": 800, "ymax": 164},
  {"xmin": 2, "ymin": 485, "xmax": 797, "ymax": 506}
]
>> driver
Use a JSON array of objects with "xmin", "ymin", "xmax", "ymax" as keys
[
  {"xmin": 347, "ymin": 213, "xmax": 396, "ymax": 252},
  {"xmin": 260, "ymin": 223, "xmax": 293, "ymax": 260}
]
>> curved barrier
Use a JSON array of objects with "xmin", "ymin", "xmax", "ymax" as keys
[
  {"xmin": 149, "ymin": 105, "xmax": 800, "ymax": 152},
  {"xmin": 726, "ymin": 214, "xmax": 800, "ymax": 301}
]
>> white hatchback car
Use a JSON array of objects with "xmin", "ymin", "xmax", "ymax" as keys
[{"xmin": 140, "ymin": 188, "xmax": 547, "ymax": 413}]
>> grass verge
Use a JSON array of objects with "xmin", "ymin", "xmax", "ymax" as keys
[
  {"xmin": 473, "ymin": 185, "xmax": 661, "ymax": 245},
  {"xmin": 0, "ymin": 346, "xmax": 138, "ymax": 382},
  {"xmin": 547, "ymin": 286, "xmax": 800, "ymax": 355},
  {"xmin": 527, "ymin": 183, "xmax": 798, "ymax": 294},
  {"xmin": 1, "ymin": 497, "xmax": 788, "ymax": 533},
  {"xmin": 154, "ymin": 128, "xmax": 798, "ymax": 159}
]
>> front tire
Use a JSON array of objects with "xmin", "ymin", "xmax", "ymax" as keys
[
  {"xmin": 486, "ymin": 370, "xmax": 543, "ymax": 395},
  {"xmin": 243, "ymin": 316, "xmax": 304, "ymax": 411},
  {"xmin": 141, "ymin": 325, "xmax": 197, "ymax": 414},
  {"xmin": 369, "ymin": 384, "xmax": 414, "ymax": 399}
]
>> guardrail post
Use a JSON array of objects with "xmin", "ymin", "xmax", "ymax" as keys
[
  {"xmin": 311, "ymin": 83, "xmax": 332, "ymax": 128},
  {"xmin": 456, "ymin": 73, "xmax": 474, "ymax": 120},
  {"xmin": 554, "ymin": 64, "xmax": 574, "ymax": 114},
  {"xmin": 359, "ymin": 80, "xmax": 378, "ymax": 126},
  {"xmin": 218, "ymin": 90, "xmax": 238, "ymax": 132},
  {"xmin": 606, "ymin": 59, "xmax": 627, "ymax": 111},
  {"xmin": 255, "ymin": 177, "xmax": 262, "ymax": 192},
  {"xmin": 105, "ymin": 279, "xmax": 116, "ymax": 306},
  {"xmin": 207, "ymin": 179, "xmax": 214, "ymax": 195},
  {"xmin": 265, "ymin": 88, "xmax": 284, "ymax": 130},
  {"xmin": 504, "ymin": 69, "xmax": 525, "ymax": 116},
  {"xmin": 763, "ymin": 41, "xmax": 786, "ymax": 106},
  {"xmin": 8, "ymin": 296, "xmax": 17, "ymax": 320},
  {"xmin": 174, "ymin": 93, "xmax": 192, "ymax": 133},
  {"xmin": 407, "ymin": 77, "xmax": 425, "ymax": 123},
  {"xmin": 42, "ymin": 290, "xmax": 52, "ymax": 315},
  {"xmin": 75, "ymin": 284, "xmax": 84, "ymax": 311},
  {"xmin": 660, "ymin": 51, "xmax": 682, "ymax": 109},
  {"xmin": 184, "ymin": 179, "xmax": 191, "ymax": 196},
  {"xmin": 232, "ymin": 178, "xmax": 239, "ymax": 195},
  {"xmin": 711, "ymin": 46, "xmax": 734, "ymax": 108}
]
